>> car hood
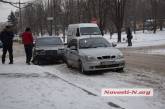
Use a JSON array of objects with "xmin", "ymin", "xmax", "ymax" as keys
[
  {"xmin": 79, "ymin": 47, "xmax": 122, "ymax": 57},
  {"xmin": 36, "ymin": 45, "xmax": 64, "ymax": 50}
]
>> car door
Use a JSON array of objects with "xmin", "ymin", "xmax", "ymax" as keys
[{"xmin": 67, "ymin": 39, "xmax": 79, "ymax": 68}]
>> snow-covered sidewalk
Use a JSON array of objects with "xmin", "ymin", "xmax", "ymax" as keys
[{"xmin": 0, "ymin": 57, "xmax": 115, "ymax": 109}]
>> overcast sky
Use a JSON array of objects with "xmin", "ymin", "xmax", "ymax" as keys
[{"xmin": 0, "ymin": 0, "xmax": 31, "ymax": 22}]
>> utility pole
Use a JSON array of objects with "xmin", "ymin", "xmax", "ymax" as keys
[
  {"xmin": 47, "ymin": 0, "xmax": 53, "ymax": 36},
  {"xmin": 50, "ymin": 0, "xmax": 53, "ymax": 36},
  {"xmin": 19, "ymin": 0, "xmax": 23, "ymax": 32},
  {"xmin": 53, "ymin": 0, "xmax": 57, "ymax": 35}
]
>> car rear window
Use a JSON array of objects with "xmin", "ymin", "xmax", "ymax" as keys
[
  {"xmin": 80, "ymin": 27, "xmax": 101, "ymax": 35},
  {"xmin": 36, "ymin": 37, "xmax": 63, "ymax": 46}
]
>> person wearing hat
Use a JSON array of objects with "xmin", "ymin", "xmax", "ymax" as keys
[{"xmin": 0, "ymin": 26, "xmax": 14, "ymax": 64}]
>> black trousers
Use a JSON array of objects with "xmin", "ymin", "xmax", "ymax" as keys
[
  {"xmin": 2, "ymin": 44, "xmax": 13, "ymax": 63},
  {"xmin": 128, "ymin": 38, "xmax": 132, "ymax": 46},
  {"xmin": 24, "ymin": 44, "xmax": 33, "ymax": 63}
]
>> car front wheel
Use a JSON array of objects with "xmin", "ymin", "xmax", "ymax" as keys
[
  {"xmin": 79, "ymin": 61, "xmax": 88, "ymax": 74},
  {"xmin": 33, "ymin": 57, "xmax": 42, "ymax": 65},
  {"xmin": 33, "ymin": 58, "xmax": 39, "ymax": 65},
  {"xmin": 66, "ymin": 60, "xmax": 71, "ymax": 68}
]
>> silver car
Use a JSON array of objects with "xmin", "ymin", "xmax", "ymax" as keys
[{"xmin": 65, "ymin": 37, "xmax": 125, "ymax": 74}]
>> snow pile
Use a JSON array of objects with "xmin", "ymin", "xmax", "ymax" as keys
[{"xmin": 104, "ymin": 30, "xmax": 165, "ymax": 48}]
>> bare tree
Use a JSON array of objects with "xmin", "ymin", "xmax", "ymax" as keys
[
  {"xmin": 150, "ymin": 0, "xmax": 160, "ymax": 33},
  {"xmin": 110, "ymin": 0, "xmax": 127, "ymax": 42},
  {"xmin": 15, "ymin": 0, "xmax": 165, "ymax": 37}
]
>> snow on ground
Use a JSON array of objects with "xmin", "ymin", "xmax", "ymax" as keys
[
  {"xmin": 1, "ymin": 56, "xmax": 165, "ymax": 109},
  {"xmin": 0, "ymin": 57, "xmax": 115, "ymax": 109},
  {"xmin": 146, "ymin": 49, "xmax": 165, "ymax": 55},
  {"xmin": 104, "ymin": 30, "xmax": 165, "ymax": 48},
  {"xmin": 135, "ymin": 49, "xmax": 165, "ymax": 56},
  {"xmin": 44, "ymin": 64, "xmax": 165, "ymax": 109}
]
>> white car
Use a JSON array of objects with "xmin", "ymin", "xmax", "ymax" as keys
[{"xmin": 65, "ymin": 36, "xmax": 125, "ymax": 74}]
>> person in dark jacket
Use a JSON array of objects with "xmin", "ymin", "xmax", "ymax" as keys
[
  {"xmin": 126, "ymin": 27, "xmax": 133, "ymax": 46},
  {"xmin": 0, "ymin": 26, "xmax": 14, "ymax": 64},
  {"xmin": 22, "ymin": 27, "xmax": 33, "ymax": 65}
]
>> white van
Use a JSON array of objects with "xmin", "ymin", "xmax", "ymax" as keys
[{"xmin": 67, "ymin": 23, "xmax": 102, "ymax": 44}]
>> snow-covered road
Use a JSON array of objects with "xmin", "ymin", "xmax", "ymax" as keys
[
  {"xmin": 43, "ymin": 63, "xmax": 165, "ymax": 109},
  {"xmin": 0, "ymin": 57, "xmax": 114, "ymax": 109},
  {"xmin": 0, "ymin": 34, "xmax": 165, "ymax": 109},
  {"xmin": 0, "ymin": 56, "xmax": 165, "ymax": 109}
]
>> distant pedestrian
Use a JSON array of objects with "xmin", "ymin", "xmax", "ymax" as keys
[
  {"xmin": 22, "ymin": 27, "xmax": 33, "ymax": 65},
  {"xmin": 126, "ymin": 27, "xmax": 133, "ymax": 46},
  {"xmin": 0, "ymin": 26, "xmax": 14, "ymax": 64}
]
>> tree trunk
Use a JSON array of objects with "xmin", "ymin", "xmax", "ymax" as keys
[
  {"xmin": 117, "ymin": 29, "xmax": 122, "ymax": 42},
  {"xmin": 159, "ymin": 20, "xmax": 163, "ymax": 31}
]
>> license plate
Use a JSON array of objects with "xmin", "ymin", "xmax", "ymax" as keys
[{"xmin": 101, "ymin": 61, "xmax": 115, "ymax": 65}]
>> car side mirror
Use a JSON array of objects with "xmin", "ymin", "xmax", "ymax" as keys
[{"xmin": 112, "ymin": 42, "xmax": 117, "ymax": 47}]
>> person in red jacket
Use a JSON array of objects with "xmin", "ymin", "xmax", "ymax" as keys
[{"xmin": 22, "ymin": 27, "xmax": 33, "ymax": 65}]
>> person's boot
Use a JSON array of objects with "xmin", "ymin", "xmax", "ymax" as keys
[
  {"xmin": 2, "ymin": 61, "xmax": 5, "ymax": 64},
  {"xmin": 9, "ymin": 62, "xmax": 13, "ymax": 64},
  {"xmin": 9, "ymin": 61, "xmax": 13, "ymax": 64},
  {"xmin": 2, "ymin": 59, "xmax": 5, "ymax": 64},
  {"xmin": 26, "ymin": 61, "xmax": 31, "ymax": 65}
]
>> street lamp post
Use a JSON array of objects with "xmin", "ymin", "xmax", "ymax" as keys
[{"xmin": 19, "ymin": 0, "xmax": 23, "ymax": 32}]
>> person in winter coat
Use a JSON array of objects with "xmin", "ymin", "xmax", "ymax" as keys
[
  {"xmin": 126, "ymin": 27, "xmax": 133, "ymax": 46},
  {"xmin": 0, "ymin": 26, "xmax": 14, "ymax": 64},
  {"xmin": 22, "ymin": 27, "xmax": 33, "ymax": 65}
]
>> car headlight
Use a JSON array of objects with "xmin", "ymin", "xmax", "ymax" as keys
[
  {"xmin": 117, "ymin": 54, "xmax": 124, "ymax": 59},
  {"xmin": 84, "ymin": 55, "xmax": 96, "ymax": 61}
]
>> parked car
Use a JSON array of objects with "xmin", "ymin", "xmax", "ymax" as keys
[
  {"xmin": 65, "ymin": 36, "xmax": 125, "ymax": 74},
  {"xmin": 33, "ymin": 37, "xmax": 65, "ymax": 65},
  {"xmin": 67, "ymin": 23, "xmax": 102, "ymax": 44},
  {"xmin": 0, "ymin": 40, "xmax": 3, "ymax": 48}
]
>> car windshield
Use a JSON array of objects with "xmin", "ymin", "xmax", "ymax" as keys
[
  {"xmin": 79, "ymin": 37, "xmax": 112, "ymax": 49},
  {"xmin": 36, "ymin": 37, "xmax": 63, "ymax": 46},
  {"xmin": 80, "ymin": 27, "xmax": 101, "ymax": 35}
]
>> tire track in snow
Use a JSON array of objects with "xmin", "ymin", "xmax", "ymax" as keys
[{"xmin": 43, "ymin": 72, "xmax": 125, "ymax": 109}]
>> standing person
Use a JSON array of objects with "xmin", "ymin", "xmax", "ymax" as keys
[
  {"xmin": 22, "ymin": 27, "xmax": 33, "ymax": 65},
  {"xmin": 0, "ymin": 26, "xmax": 14, "ymax": 64},
  {"xmin": 126, "ymin": 27, "xmax": 133, "ymax": 46}
]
